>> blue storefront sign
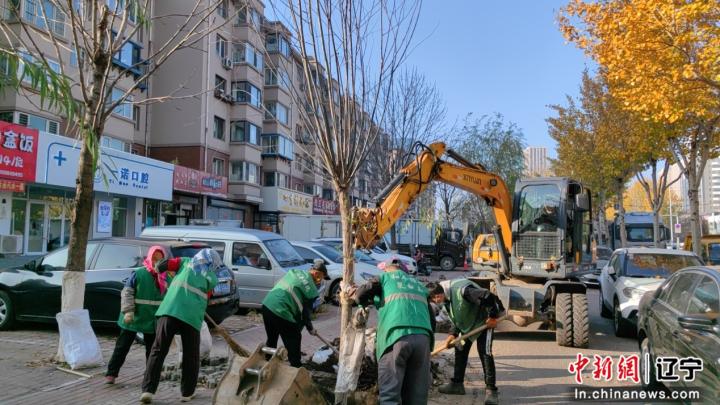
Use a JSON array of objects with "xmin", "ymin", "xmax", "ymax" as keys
[{"xmin": 35, "ymin": 132, "xmax": 174, "ymax": 201}]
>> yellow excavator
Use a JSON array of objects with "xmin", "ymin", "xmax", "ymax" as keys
[{"xmin": 353, "ymin": 142, "xmax": 594, "ymax": 347}]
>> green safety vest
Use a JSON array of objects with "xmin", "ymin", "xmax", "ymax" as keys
[
  {"xmin": 117, "ymin": 267, "xmax": 163, "ymax": 334},
  {"xmin": 156, "ymin": 257, "xmax": 218, "ymax": 331},
  {"xmin": 447, "ymin": 279, "xmax": 488, "ymax": 341},
  {"xmin": 375, "ymin": 271, "xmax": 433, "ymax": 360},
  {"xmin": 262, "ymin": 269, "xmax": 319, "ymax": 324}
]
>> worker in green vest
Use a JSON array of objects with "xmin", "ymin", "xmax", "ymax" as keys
[
  {"xmin": 140, "ymin": 248, "xmax": 220, "ymax": 404},
  {"xmin": 106, "ymin": 246, "xmax": 170, "ymax": 384},
  {"xmin": 426, "ymin": 280, "xmax": 504, "ymax": 405},
  {"xmin": 349, "ymin": 258, "xmax": 436, "ymax": 405},
  {"xmin": 261, "ymin": 259, "xmax": 330, "ymax": 367}
]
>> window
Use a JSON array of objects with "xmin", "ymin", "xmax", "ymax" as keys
[
  {"xmin": 189, "ymin": 240, "xmax": 226, "ymax": 255},
  {"xmin": 230, "ymin": 121, "xmax": 261, "ymax": 144},
  {"xmin": 212, "ymin": 158, "xmax": 225, "ymax": 176},
  {"xmin": 216, "ymin": 34, "xmax": 227, "ymax": 58},
  {"xmin": 232, "ymin": 81, "xmax": 261, "ymax": 108},
  {"xmin": 15, "ymin": 112, "xmax": 59, "ymax": 134},
  {"xmin": 113, "ymin": 40, "xmax": 142, "ymax": 71},
  {"xmin": 111, "ymin": 88, "xmax": 133, "ymax": 119},
  {"xmin": 264, "ymin": 172, "xmax": 289, "ymax": 188},
  {"xmin": 261, "ymin": 134, "xmax": 294, "ymax": 160},
  {"xmin": 101, "ymin": 135, "xmax": 130, "ymax": 152},
  {"xmin": 666, "ymin": 274, "xmax": 701, "ymax": 312},
  {"xmin": 517, "ymin": 184, "xmax": 561, "ymax": 233},
  {"xmin": 217, "ymin": 0, "xmax": 227, "ymax": 18},
  {"xmin": 304, "ymin": 184, "xmax": 322, "ymax": 196},
  {"xmin": 264, "ymin": 101, "xmax": 289, "ymax": 125},
  {"xmin": 229, "ymin": 161, "xmax": 259, "ymax": 184},
  {"xmin": 264, "ymin": 239, "xmax": 304, "ymax": 265},
  {"xmin": 265, "ymin": 68, "xmax": 290, "ymax": 89},
  {"xmin": 213, "ymin": 116, "xmax": 225, "ymax": 140},
  {"xmin": 214, "ymin": 75, "xmax": 227, "ymax": 93},
  {"xmin": 687, "ymin": 276, "xmax": 720, "ymax": 314},
  {"xmin": 322, "ymin": 188, "xmax": 333, "ymax": 200},
  {"xmin": 25, "ymin": 0, "xmax": 65, "ymax": 36},
  {"xmin": 623, "ymin": 253, "xmax": 702, "ymax": 278},
  {"xmin": 233, "ymin": 42, "xmax": 263, "ymax": 70},
  {"xmin": 231, "ymin": 242, "xmax": 267, "ymax": 268},
  {"xmin": 106, "ymin": 0, "xmax": 136, "ymax": 22},
  {"xmin": 237, "ymin": 7, "xmax": 260, "ymax": 31},
  {"xmin": 294, "ymin": 246, "xmax": 320, "ymax": 264},
  {"xmin": 266, "ymin": 33, "xmax": 291, "ymax": 58},
  {"xmin": 40, "ymin": 243, "xmax": 98, "ymax": 271},
  {"xmin": 112, "ymin": 197, "xmax": 127, "ymax": 237},
  {"xmin": 94, "ymin": 244, "xmax": 142, "ymax": 269}
]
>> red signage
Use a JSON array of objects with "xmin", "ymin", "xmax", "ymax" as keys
[
  {"xmin": 0, "ymin": 121, "xmax": 38, "ymax": 182},
  {"xmin": 0, "ymin": 179, "xmax": 25, "ymax": 192},
  {"xmin": 313, "ymin": 196, "xmax": 339, "ymax": 215},
  {"xmin": 173, "ymin": 165, "xmax": 228, "ymax": 197}
]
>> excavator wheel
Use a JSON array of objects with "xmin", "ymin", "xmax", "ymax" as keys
[{"xmin": 555, "ymin": 292, "xmax": 589, "ymax": 348}]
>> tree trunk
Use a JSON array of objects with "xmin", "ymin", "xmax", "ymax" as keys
[
  {"xmin": 688, "ymin": 170, "xmax": 702, "ymax": 256},
  {"xmin": 598, "ymin": 192, "xmax": 607, "ymax": 245},
  {"xmin": 616, "ymin": 179, "xmax": 627, "ymax": 248},
  {"xmin": 56, "ymin": 126, "xmax": 98, "ymax": 361},
  {"xmin": 653, "ymin": 208, "xmax": 661, "ymax": 248},
  {"xmin": 337, "ymin": 187, "xmax": 354, "ymax": 333}
]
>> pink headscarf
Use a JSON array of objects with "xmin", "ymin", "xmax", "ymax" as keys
[{"xmin": 143, "ymin": 246, "xmax": 166, "ymax": 294}]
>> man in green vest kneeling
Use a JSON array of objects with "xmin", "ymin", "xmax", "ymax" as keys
[
  {"xmin": 426, "ymin": 280, "xmax": 504, "ymax": 405},
  {"xmin": 261, "ymin": 259, "xmax": 330, "ymax": 367},
  {"xmin": 350, "ymin": 259, "xmax": 436, "ymax": 405}
]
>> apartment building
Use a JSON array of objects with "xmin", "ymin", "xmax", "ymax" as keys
[
  {"xmin": 523, "ymin": 146, "xmax": 549, "ymax": 177},
  {"xmin": 0, "ymin": 0, "xmax": 176, "ymax": 255}
]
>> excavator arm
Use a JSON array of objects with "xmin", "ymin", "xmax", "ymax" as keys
[{"xmin": 353, "ymin": 142, "xmax": 513, "ymax": 261}]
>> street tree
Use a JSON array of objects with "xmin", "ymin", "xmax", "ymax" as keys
[
  {"xmin": 281, "ymin": 0, "xmax": 421, "ymax": 344},
  {"xmin": 560, "ymin": 0, "xmax": 720, "ymax": 255},
  {"xmin": 367, "ymin": 68, "xmax": 446, "ymax": 248},
  {"xmin": 0, "ymin": 0, "xmax": 233, "ymax": 360},
  {"xmin": 455, "ymin": 113, "xmax": 525, "ymax": 235},
  {"xmin": 548, "ymin": 72, "xmax": 647, "ymax": 248}
]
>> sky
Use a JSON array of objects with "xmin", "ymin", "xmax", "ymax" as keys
[{"xmin": 403, "ymin": 1, "xmax": 592, "ymax": 157}]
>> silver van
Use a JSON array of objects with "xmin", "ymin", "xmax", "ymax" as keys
[{"xmin": 140, "ymin": 226, "xmax": 310, "ymax": 309}]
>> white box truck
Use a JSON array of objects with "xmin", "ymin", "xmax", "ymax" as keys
[{"xmin": 278, "ymin": 214, "xmax": 342, "ymax": 241}]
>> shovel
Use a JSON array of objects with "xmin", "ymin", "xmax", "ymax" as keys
[
  {"xmin": 431, "ymin": 315, "xmax": 507, "ymax": 356},
  {"xmin": 313, "ymin": 330, "xmax": 339, "ymax": 355},
  {"xmin": 204, "ymin": 313, "xmax": 251, "ymax": 357}
]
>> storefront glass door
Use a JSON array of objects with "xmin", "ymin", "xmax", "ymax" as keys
[{"xmin": 26, "ymin": 202, "xmax": 46, "ymax": 254}]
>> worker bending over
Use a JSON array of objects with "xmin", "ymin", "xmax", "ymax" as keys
[
  {"xmin": 349, "ymin": 259, "xmax": 435, "ymax": 405},
  {"xmin": 140, "ymin": 249, "xmax": 219, "ymax": 404},
  {"xmin": 426, "ymin": 280, "xmax": 504, "ymax": 405},
  {"xmin": 261, "ymin": 259, "xmax": 330, "ymax": 367}
]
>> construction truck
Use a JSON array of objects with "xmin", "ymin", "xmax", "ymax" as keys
[
  {"xmin": 353, "ymin": 142, "xmax": 594, "ymax": 347},
  {"xmin": 608, "ymin": 211, "xmax": 670, "ymax": 250}
]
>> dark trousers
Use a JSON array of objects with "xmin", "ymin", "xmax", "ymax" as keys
[
  {"xmin": 106, "ymin": 328, "xmax": 155, "ymax": 377},
  {"xmin": 453, "ymin": 329, "xmax": 497, "ymax": 390},
  {"xmin": 261, "ymin": 305, "xmax": 302, "ymax": 367},
  {"xmin": 141, "ymin": 316, "xmax": 200, "ymax": 397},
  {"xmin": 378, "ymin": 334, "xmax": 431, "ymax": 405}
]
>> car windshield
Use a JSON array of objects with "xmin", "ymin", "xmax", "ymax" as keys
[
  {"xmin": 355, "ymin": 249, "xmax": 375, "ymax": 262},
  {"xmin": 596, "ymin": 247, "xmax": 612, "ymax": 260},
  {"xmin": 518, "ymin": 184, "xmax": 561, "ymax": 233},
  {"xmin": 265, "ymin": 239, "xmax": 305, "ymax": 267},
  {"xmin": 313, "ymin": 245, "xmax": 343, "ymax": 263},
  {"xmin": 626, "ymin": 227, "xmax": 653, "ymax": 242},
  {"xmin": 624, "ymin": 253, "xmax": 701, "ymax": 278},
  {"xmin": 170, "ymin": 246, "xmax": 205, "ymax": 258}
]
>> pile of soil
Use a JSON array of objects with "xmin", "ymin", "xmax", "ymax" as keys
[{"xmin": 160, "ymin": 356, "xmax": 229, "ymax": 388}]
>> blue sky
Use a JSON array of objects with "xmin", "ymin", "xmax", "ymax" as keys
[{"xmin": 403, "ymin": 1, "xmax": 591, "ymax": 156}]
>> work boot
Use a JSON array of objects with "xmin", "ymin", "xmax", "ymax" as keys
[
  {"xmin": 140, "ymin": 392, "xmax": 153, "ymax": 403},
  {"xmin": 484, "ymin": 388, "xmax": 499, "ymax": 405},
  {"xmin": 438, "ymin": 381, "xmax": 466, "ymax": 395}
]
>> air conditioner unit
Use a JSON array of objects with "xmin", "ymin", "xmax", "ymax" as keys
[
  {"xmin": 214, "ymin": 88, "xmax": 225, "ymax": 98},
  {"xmin": 222, "ymin": 94, "xmax": 234, "ymax": 103},
  {"xmin": 0, "ymin": 235, "xmax": 22, "ymax": 255},
  {"xmin": 222, "ymin": 58, "xmax": 233, "ymax": 70}
]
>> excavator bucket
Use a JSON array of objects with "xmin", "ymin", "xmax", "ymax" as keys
[{"xmin": 213, "ymin": 344, "xmax": 326, "ymax": 405}]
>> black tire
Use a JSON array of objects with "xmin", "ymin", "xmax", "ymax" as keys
[
  {"xmin": 0, "ymin": 290, "xmax": 16, "ymax": 331},
  {"xmin": 613, "ymin": 298, "xmax": 634, "ymax": 338},
  {"xmin": 439, "ymin": 256, "xmax": 455, "ymax": 271},
  {"xmin": 572, "ymin": 293, "xmax": 589, "ymax": 348},
  {"xmin": 329, "ymin": 280, "xmax": 341, "ymax": 306},
  {"xmin": 640, "ymin": 337, "xmax": 662, "ymax": 390},
  {"xmin": 555, "ymin": 293, "xmax": 573, "ymax": 347},
  {"xmin": 599, "ymin": 288, "xmax": 612, "ymax": 318}
]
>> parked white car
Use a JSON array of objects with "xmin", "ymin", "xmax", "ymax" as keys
[
  {"xmin": 291, "ymin": 241, "xmax": 381, "ymax": 305},
  {"xmin": 599, "ymin": 247, "xmax": 702, "ymax": 337},
  {"xmin": 312, "ymin": 238, "xmax": 418, "ymax": 275}
]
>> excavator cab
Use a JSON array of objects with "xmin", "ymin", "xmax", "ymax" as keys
[{"xmin": 511, "ymin": 178, "xmax": 592, "ymax": 279}]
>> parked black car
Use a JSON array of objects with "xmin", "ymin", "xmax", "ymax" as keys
[
  {"xmin": 637, "ymin": 266, "xmax": 720, "ymax": 393},
  {"xmin": 0, "ymin": 238, "xmax": 238, "ymax": 330}
]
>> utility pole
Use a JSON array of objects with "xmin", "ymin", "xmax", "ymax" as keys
[{"xmin": 669, "ymin": 196, "xmax": 674, "ymax": 247}]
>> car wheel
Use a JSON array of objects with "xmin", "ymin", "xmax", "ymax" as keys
[
  {"xmin": 572, "ymin": 294, "xmax": 589, "ymax": 348},
  {"xmin": 640, "ymin": 337, "xmax": 662, "ymax": 390},
  {"xmin": 0, "ymin": 290, "xmax": 16, "ymax": 331},
  {"xmin": 613, "ymin": 298, "xmax": 633, "ymax": 338},
  {"xmin": 599, "ymin": 288, "xmax": 612, "ymax": 318},
  {"xmin": 329, "ymin": 280, "xmax": 341, "ymax": 306},
  {"xmin": 439, "ymin": 256, "xmax": 455, "ymax": 271},
  {"xmin": 555, "ymin": 293, "xmax": 573, "ymax": 347}
]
